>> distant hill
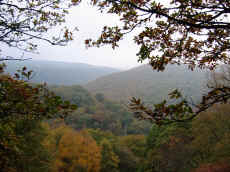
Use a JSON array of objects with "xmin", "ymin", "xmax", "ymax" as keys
[
  {"xmin": 85, "ymin": 64, "xmax": 208, "ymax": 104},
  {"xmin": 4, "ymin": 60, "xmax": 120, "ymax": 85},
  {"xmin": 49, "ymin": 84, "xmax": 151, "ymax": 135}
]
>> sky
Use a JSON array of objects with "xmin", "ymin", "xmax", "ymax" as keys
[{"xmin": 5, "ymin": 1, "xmax": 144, "ymax": 70}]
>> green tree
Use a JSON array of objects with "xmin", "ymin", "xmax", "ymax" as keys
[
  {"xmin": 0, "ymin": 120, "xmax": 52, "ymax": 172},
  {"xmin": 0, "ymin": 0, "xmax": 79, "ymax": 170},
  {"xmin": 87, "ymin": 128, "xmax": 117, "ymax": 144},
  {"xmin": 143, "ymin": 124, "xmax": 194, "ymax": 172},
  {"xmin": 87, "ymin": 0, "xmax": 230, "ymax": 124},
  {"xmin": 114, "ymin": 143, "xmax": 139, "ymax": 172},
  {"xmin": 0, "ymin": 1, "xmax": 79, "ymax": 171},
  {"xmin": 190, "ymin": 104, "xmax": 230, "ymax": 166},
  {"xmin": 119, "ymin": 135, "xmax": 146, "ymax": 158},
  {"xmin": 0, "ymin": 67, "xmax": 77, "ymax": 171},
  {"xmin": 52, "ymin": 85, "xmax": 95, "ymax": 107},
  {"xmin": 100, "ymin": 138, "xmax": 120, "ymax": 172},
  {"xmin": 0, "ymin": 67, "xmax": 76, "ymax": 122}
]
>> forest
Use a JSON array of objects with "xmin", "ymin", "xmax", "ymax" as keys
[{"xmin": 1, "ymin": 0, "xmax": 230, "ymax": 172}]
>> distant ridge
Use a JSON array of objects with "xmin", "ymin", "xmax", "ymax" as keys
[
  {"xmin": 5, "ymin": 60, "xmax": 120, "ymax": 85},
  {"xmin": 84, "ymin": 64, "xmax": 207, "ymax": 104}
]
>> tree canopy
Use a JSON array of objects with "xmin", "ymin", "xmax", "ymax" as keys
[
  {"xmin": 0, "ymin": 1, "xmax": 79, "ymax": 169},
  {"xmin": 86, "ymin": 0, "xmax": 230, "ymax": 124},
  {"xmin": 0, "ymin": 0, "xmax": 79, "ymax": 57},
  {"xmin": 2, "ymin": 0, "xmax": 230, "ymax": 124}
]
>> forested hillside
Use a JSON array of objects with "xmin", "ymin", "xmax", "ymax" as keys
[
  {"xmin": 5, "ymin": 60, "xmax": 120, "ymax": 85},
  {"xmin": 1, "ymin": 0, "xmax": 230, "ymax": 172},
  {"xmin": 85, "ymin": 64, "xmax": 207, "ymax": 104},
  {"xmin": 47, "ymin": 84, "xmax": 230, "ymax": 172},
  {"xmin": 50, "ymin": 85, "xmax": 151, "ymax": 135}
]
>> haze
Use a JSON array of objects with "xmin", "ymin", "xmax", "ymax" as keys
[{"xmin": 4, "ymin": 1, "xmax": 143, "ymax": 70}]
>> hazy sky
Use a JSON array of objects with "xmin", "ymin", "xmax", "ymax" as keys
[{"xmin": 5, "ymin": 1, "xmax": 144, "ymax": 70}]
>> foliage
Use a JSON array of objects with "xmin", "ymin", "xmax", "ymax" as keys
[
  {"xmin": 146, "ymin": 124, "xmax": 176, "ymax": 150},
  {"xmin": 113, "ymin": 142, "xmax": 140, "ymax": 172},
  {"xmin": 86, "ymin": 0, "xmax": 230, "ymax": 124},
  {"xmin": 52, "ymin": 85, "xmax": 95, "ymax": 107},
  {"xmin": 143, "ymin": 123, "xmax": 193, "ymax": 172},
  {"xmin": 190, "ymin": 104, "xmax": 230, "ymax": 165},
  {"xmin": 100, "ymin": 138, "xmax": 120, "ymax": 172},
  {"xmin": 119, "ymin": 135, "xmax": 146, "ymax": 158},
  {"xmin": 53, "ymin": 86, "xmax": 151, "ymax": 135},
  {"xmin": 48, "ymin": 125, "xmax": 101, "ymax": 172},
  {"xmin": 0, "ymin": 0, "xmax": 80, "ymax": 171},
  {"xmin": 191, "ymin": 161, "xmax": 230, "ymax": 172},
  {"xmin": 0, "ymin": 65, "xmax": 77, "ymax": 122},
  {"xmin": 0, "ymin": 66, "xmax": 76, "ymax": 171},
  {"xmin": 0, "ymin": 0, "xmax": 79, "ymax": 54},
  {"xmin": 89, "ymin": 0, "xmax": 230, "ymax": 70},
  {"xmin": 0, "ymin": 119, "xmax": 51, "ymax": 172},
  {"xmin": 87, "ymin": 128, "xmax": 146, "ymax": 172},
  {"xmin": 143, "ymin": 103, "xmax": 230, "ymax": 172},
  {"xmin": 87, "ymin": 128, "xmax": 117, "ymax": 144}
]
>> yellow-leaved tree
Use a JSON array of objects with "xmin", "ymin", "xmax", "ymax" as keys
[{"xmin": 45, "ymin": 124, "xmax": 101, "ymax": 172}]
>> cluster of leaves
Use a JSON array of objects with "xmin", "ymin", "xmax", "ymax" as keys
[
  {"xmin": 89, "ymin": 0, "xmax": 230, "ymax": 70},
  {"xmin": 141, "ymin": 103, "xmax": 230, "ymax": 172},
  {"xmin": 128, "ymin": 64, "xmax": 230, "ymax": 124},
  {"xmin": 129, "ymin": 90, "xmax": 194, "ymax": 125},
  {"xmin": 0, "ymin": 65, "xmax": 77, "ymax": 171},
  {"xmin": 0, "ymin": 120, "xmax": 51, "ymax": 172},
  {"xmin": 85, "ymin": 0, "xmax": 230, "ymax": 124},
  {"xmin": 0, "ymin": 65, "xmax": 77, "ymax": 122},
  {"xmin": 0, "ymin": 0, "xmax": 80, "ymax": 54}
]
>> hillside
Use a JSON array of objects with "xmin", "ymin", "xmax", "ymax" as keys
[
  {"xmin": 50, "ymin": 85, "xmax": 151, "ymax": 135},
  {"xmin": 5, "ymin": 60, "xmax": 120, "ymax": 85},
  {"xmin": 85, "ymin": 64, "xmax": 208, "ymax": 104}
]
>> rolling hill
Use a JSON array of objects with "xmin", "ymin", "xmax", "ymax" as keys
[
  {"xmin": 84, "ymin": 64, "xmax": 208, "ymax": 104},
  {"xmin": 5, "ymin": 60, "xmax": 120, "ymax": 85}
]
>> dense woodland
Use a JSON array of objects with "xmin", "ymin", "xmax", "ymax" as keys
[
  {"xmin": 51, "ymin": 84, "xmax": 152, "ymax": 135},
  {"xmin": 1, "ymin": 0, "xmax": 230, "ymax": 172},
  {"xmin": 1, "ymin": 64, "xmax": 230, "ymax": 172}
]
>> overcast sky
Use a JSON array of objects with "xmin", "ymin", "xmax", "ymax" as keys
[{"xmin": 5, "ymin": 1, "xmax": 145, "ymax": 70}]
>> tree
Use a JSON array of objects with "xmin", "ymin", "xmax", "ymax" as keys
[
  {"xmin": 190, "ymin": 104, "xmax": 230, "ymax": 166},
  {"xmin": 0, "ymin": 0, "xmax": 79, "ymax": 57},
  {"xmin": 100, "ymin": 138, "xmax": 120, "ymax": 172},
  {"xmin": 0, "ymin": 66, "xmax": 77, "ymax": 171},
  {"xmin": 191, "ymin": 162, "xmax": 230, "ymax": 172},
  {"xmin": 0, "ymin": 120, "xmax": 52, "ymax": 172},
  {"xmin": 0, "ymin": 66, "xmax": 76, "ymax": 122},
  {"xmin": 143, "ymin": 123, "xmax": 193, "ymax": 172},
  {"xmin": 87, "ymin": 0, "xmax": 230, "ymax": 124},
  {"xmin": 0, "ymin": 1, "xmax": 79, "ymax": 170},
  {"xmin": 49, "ymin": 126, "xmax": 101, "ymax": 172},
  {"xmin": 119, "ymin": 135, "xmax": 146, "ymax": 158}
]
